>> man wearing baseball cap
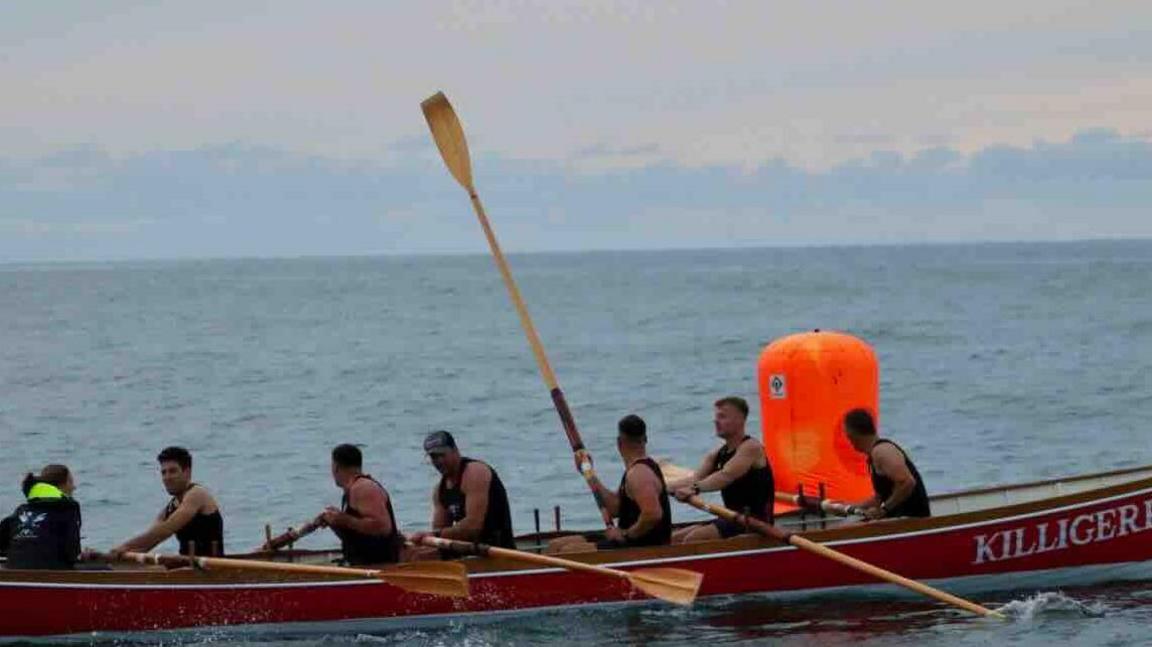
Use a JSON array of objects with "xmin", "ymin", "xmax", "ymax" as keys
[{"xmin": 408, "ymin": 431, "xmax": 516, "ymax": 551}]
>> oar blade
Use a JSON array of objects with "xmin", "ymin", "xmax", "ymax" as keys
[
  {"xmin": 421, "ymin": 92, "xmax": 474, "ymax": 191},
  {"xmin": 377, "ymin": 560, "xmax": 470, "ymax": 598},
  {"xmin": 627, "ymin": 567, "xmax": 703, "ymax": 606}
]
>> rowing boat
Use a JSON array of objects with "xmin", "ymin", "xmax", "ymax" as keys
[{"xmin": 4, "ymin": 463, "xmax": 1152, "ymax": 641}]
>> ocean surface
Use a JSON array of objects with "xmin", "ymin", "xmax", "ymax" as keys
[{"xmin": 1, "ymin": 239, "xmax": 1150, "ymax": 645}]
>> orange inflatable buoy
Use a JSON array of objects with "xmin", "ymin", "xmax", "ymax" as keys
[{"xmin": 758, "ymin": 330, "xmax": 877, "ymax": 510}]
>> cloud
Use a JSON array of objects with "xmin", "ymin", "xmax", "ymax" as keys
[
  {"xmin": 0, "ymin": 129, "xmax": 1149, "ymax": 262},
  {"xmin": 1, "ymin": 2, "xmax": 1149, "ymax": 169}
]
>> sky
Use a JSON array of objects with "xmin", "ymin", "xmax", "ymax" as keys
[{"xmin": 1, "ymin": 1, "xmax": 1150, "ymax": 261}]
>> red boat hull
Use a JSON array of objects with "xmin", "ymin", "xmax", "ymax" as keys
[{"xmin": 4, "ymin": 481, "xmax": 1152, "ymax": 640}]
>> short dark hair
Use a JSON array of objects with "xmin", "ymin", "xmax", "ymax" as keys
[
  {"xmin": 21, "ymin": 464, "xmax": 71, "ymax": 497},
  {"xmin": 332, "ymin": 443, "xmax": 363, "ymax": 469},
  {"xmin": 714, "ymin": 396, "xmax": 749, "ymax": 418},
  {"xmin": 844, "ymin": 408, "xmax": 877, "ymax": 436},
  {"xmin": 157, "ymin": 446, "xmax": 192, "ymax": 470},
  {"xmin": 618, "ymin": 414, "xmax": 647, "ymax": 442}
]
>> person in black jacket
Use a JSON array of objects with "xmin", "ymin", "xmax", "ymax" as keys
[{"xmin": 2, "ymin": 465, "xmax": 82, "ymax": 570}]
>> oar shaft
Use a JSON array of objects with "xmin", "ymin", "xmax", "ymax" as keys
[
  {"xmin": 469, "ymin": 194, "xmax": 561, "ymax": 393},
  {"xmin": 681, "ymin": 496, "xmax": 1003, "ymax": 619},
  {"xmin": 422, "ymin": 536, "xmax": 626, "ymax": 580},
  {"xmin": 423, "ymin": 92, "xmax": 611, "ymax": 527},
  {"xmin": 775, "ymin": 492, "xmax": 858, "ymax": 516},
  {"xmin": 788, "ymin": 535, "xmax": 999, "ymax": 618},
  {"xmin": 264, "ymin": 516, "xmax": 325, "ymax": 551},
  {"xmin": 112, "ymin": 551, "xmax": 383, "ymax": 578},
  {"xmin": 467, "ymin": 194, "xmax": 612, "ymax": 526}
]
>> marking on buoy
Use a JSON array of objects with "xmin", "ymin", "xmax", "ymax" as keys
[{"xmin": 769, "ymin": 374, "xmax": 787, "ymax": 399}]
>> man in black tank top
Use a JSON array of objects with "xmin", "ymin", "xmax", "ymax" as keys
[
  {"xmin": 408, "ymin": 431, "xmax": 515, "ymax": 556},
  {"xmin": 667, "ymin": 396, "xmax": 775, "ymax": 543},
  {"xmin": 843, "ymin": 409, "xmax": 931, "ymax": 519},
  {"xmin": 546, "ymin": 415, "xmax": 672, "ymax": 554},
  {"xmin": 318, "ymin": 444, "xmax": 403, "ymax": 565},
  {"xmin": 111, "ymin": 446, "xmax": 225, "ymax": 557}
]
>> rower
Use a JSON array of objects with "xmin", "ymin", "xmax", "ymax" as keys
[
  {"xmin": 546, "ymin": 414, "xmax": 672, "ymax": 553},
  {"xmin": 843, "ymin": 408, "xmax": 931, "ymax": 519},
  {"xmin": 408, "ymin": 431, "xmax": 515, "ymax": 554},
  {"xmin": 111, "ymin": 446, "xmax": 225, "ymax": 557},
  {"xmin": 668, "ymin": 396, "xmax": 775, "ymax": 543},
  {"xmin": 2, "ymin": 465, "xmax": 82, "ymax": 570},
  {"xmin": 320, "ymin": 444, "xmax": 403, "ymax": 565}
]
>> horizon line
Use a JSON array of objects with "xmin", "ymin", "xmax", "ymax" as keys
[{"xmin": 2, "ymin": 235, "xmax": 1150, "ymax": 268}]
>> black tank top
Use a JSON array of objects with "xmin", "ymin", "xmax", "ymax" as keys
[
  {"xmin": 715, "ymin": 436, "xmax": 775, "ymax": 523},
  {"xmin": 868, "ymin": 440, "xmax": 931, "ymax": 518},
  {"xmin": 164, "ymin": 485, "xmax": 225, "ymax": 556},
  {"xmin": 337, "ymin": 474, "xmax": 402, "ymax": 565},
  {"xmin": 437, "ymin": 458, "xmax": 515, "ymax": 549},
  {"xmin": 616, "ymin": 457, "xmax": 672, "ymax": 547}
]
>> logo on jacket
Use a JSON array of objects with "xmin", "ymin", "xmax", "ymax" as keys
[{"xmin": 14, "ymin": 511, "xmax": 47, "ymax": 539}]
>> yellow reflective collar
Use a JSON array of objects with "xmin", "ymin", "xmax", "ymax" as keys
[{"xmin": 27, "ymin": 483, "xmax": 65, "ymax": 500}]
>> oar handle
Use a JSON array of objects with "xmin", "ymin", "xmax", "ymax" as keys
[
  {"xmin": 678, "ymin": 496, "xmax": 1004, "ymax": 619},
  {"xmin": 420, "ymin": 536, "xmax": 626, "ymax": 580},
  {"xmin": 262, "ymin": 516, "xmax": 325, "ymax": 551},
  {"xmin": 775, "ymin": 492, "xmax": 859, "ymax": 516}
]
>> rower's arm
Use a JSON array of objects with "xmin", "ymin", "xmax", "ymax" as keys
[
  {"xmin": 665, "ymin": 450, "xmax": 717, "ymax": 490},
  {"xmin": 430, "ymin": 485, "xmax": 449, "ymax": 532},
  {"xmin": 621, "ymin": 467, "xmax": 663, "ymax": 541},
  {"xmin": 115, "ymin": 490, "xmax": 206, "ymax": 552},
  {"xmin": 332, "ymin": 483, "xmax": 392, "ymax": 537},
  {"xmin": 872, "ymin": 444, "xmax": 918, "ymax": 513},
  {"xmin": 584, "ymin": 470, "xmax": 621, "ymax": 517},
  {"xmin": 694, "ymin": 442, "xmax": 760, "ymax": 493},
  {"xmin": 439, "ymin": 463, "xmax": 490, "ymax": 542}
]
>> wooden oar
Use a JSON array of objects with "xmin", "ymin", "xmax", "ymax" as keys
[
  {"xmin": 675, "ymin": 497, "xmax": 1005, "ymax": 619},
  {"xmin": 421, "ymin": 91, "xmax": 613, "ymax": 529},
  {"xmin": 261, "ymin": 515, "xmax": 325, "ymax": 551},
  {"xmin": 773, "ymin": 491, "xmax": 858, "ymax": 516},
  {"xmin": 657, "ymin": 459, "xmax": 858, "ymax": 516},
  {"xmin": 92, "ymin": 550, "xmax": 469, "ymax": 598},
  {"xmin": 418, "ymin": 536, "xmax": 701, "ymax": 606}
]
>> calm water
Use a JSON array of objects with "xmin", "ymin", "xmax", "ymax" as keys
[{"xmin": 1, "ymin": 240, "xmax": 1150, "ymax": 645}]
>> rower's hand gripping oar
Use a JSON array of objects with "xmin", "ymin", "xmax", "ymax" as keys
[
  {"xmin": 657, "ymin": 459, "xmax": 859, "ymax": 516},
  {"xmin": 676, "ymin": 496, "xmax": 1006, "ymax": 619},
  {"xmin": 416, "ymin": 536, "xmax": 701, "ymax": 606},
  {"xmin": 90, "ymin": 550, "xmax": 469, "ymax": 598},
  {"xmin": 421, "ymin": 91, "xmax": 613, "ymax": 529}
]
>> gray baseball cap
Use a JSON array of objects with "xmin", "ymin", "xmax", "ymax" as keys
[{"xmin": 423, "ymin": 430, "xmax": 457, "ymax": 455}]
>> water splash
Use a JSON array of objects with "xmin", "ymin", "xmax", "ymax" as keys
[{"xmin": 995, "ymin": 591, "xmax": 1106, "ymax": 621}]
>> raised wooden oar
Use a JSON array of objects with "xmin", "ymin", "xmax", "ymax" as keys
[
  {"xmin": 421, "ymin": 91, "xmax": 612, "ymax": 528},
  {"xmin": 93, "ymin": 550, "xmax": 469, "ymax": 598},
  {"xmin": 418, "ymin": 536, "xmax": 701, "ymax": 606},
  {"xmin": 261, "ymin": 515, "xmax": 325, "ymax": 551},
  {"xmin": 657, "ymin": 459, "xmax": 858, "ymax": 516},
  {"xmin": 676, "ymin": 497, "xmax": 1005, "ymax": 619}
]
